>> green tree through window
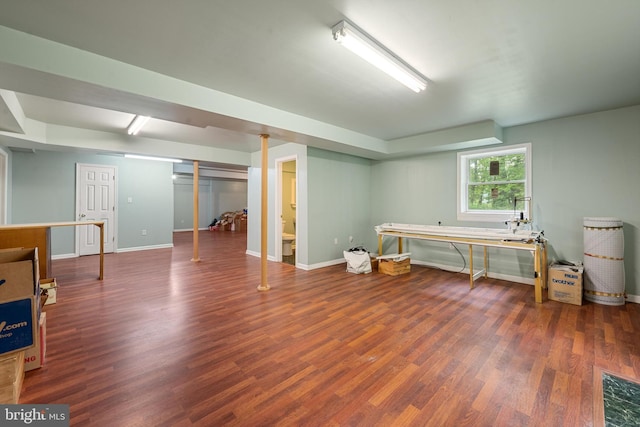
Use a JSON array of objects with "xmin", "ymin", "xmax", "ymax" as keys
[
  {"xmin": 457, "ymin": 143, "xmax": 531, "ymax": 222},
  {"xmin": 468, "ymin": 153, "xmax": 525, "ymax": 210}
]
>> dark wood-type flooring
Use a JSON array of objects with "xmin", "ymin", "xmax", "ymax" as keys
[{"xmin": 20, "ymin": 230, "xmax": 640, "ymax": 426}]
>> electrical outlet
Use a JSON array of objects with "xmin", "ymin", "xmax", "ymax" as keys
[
  {"xmin": 449, "ymin": 242, "xmax": 454, "ymax": 250},
  {"xmin": 349, "ymin": 236, "xmax": 354, "ymax": 243},
  {"xmin": 142, "ymin": 229, "xmax": 147, "ymax": 236},
  {"xmin": 334, "ymin": 237, "xmax": 338, "ymax": 245}
]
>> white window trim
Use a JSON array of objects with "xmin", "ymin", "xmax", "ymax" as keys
[{"xmin": 457, "ymin": 143, "xmax": 532, "ymax": 222}]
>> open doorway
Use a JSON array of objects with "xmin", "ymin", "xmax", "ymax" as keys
[{"xmin": 277, "ymin": 157, "xmax": 297, "ymax": 265}]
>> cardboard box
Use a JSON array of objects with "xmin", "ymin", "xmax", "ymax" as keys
[
  {"xmin": 548, "ymin": 264, "xmax": 583, "ymax": 305},
  {"xmin": 40, "ymin": 278, "xmax": 57, "ymax": 305},
  {"xmin": 24, "ymin": 312, "xmax": 46, "ymax": 371},
  {"xmin": 0, "ymin": 350, "xmax": 25, "ymax": 404},
  {"xmin": 378, "ymin": 253, "xmax": 411, "ymax": 276},
  {"xmin": 0, "ymin": 248, "xmax": 39, "ymax": 299},
  {"xmin": 0, "ymin": 296, "xmax": 37, "ymax": 356},
  {"xmin": 234, "ymin": 216, "xmax": 247, "ymax": 232}
]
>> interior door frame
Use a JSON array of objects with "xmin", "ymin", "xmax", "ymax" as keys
[
  {"xmin": 75, "ymin": 163, "xmax": 118, "ymax": 256},
  {"xmin": 0, "ymin": 146, "xmax": 7, "ymax": 225},
  {"xmin": 274, "ymin": 155, "xmax": 298, "ymax": 264}
]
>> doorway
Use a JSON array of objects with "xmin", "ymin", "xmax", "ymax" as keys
[
  {"xmin": 76, "ymin": 163, "xmax": 117, "ymax": 255},
  {"xmin": 277, "ymin": 157, "xmax": 297, "ymax": 265}
]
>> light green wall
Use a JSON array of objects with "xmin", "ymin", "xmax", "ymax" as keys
[
  {"xmin": 173, "ymin": 176, "xmax": 247, "ymax": 230},
  {"xmin": 116, "ymin": 157, "xmax": 174, "ymax": 249},
  {"xmin": 247, "ymin": 144, "xmax": 370, "ymax": 267},
  {"xmin": 10, "ymin": 151, "xmax": 174, "ymax": 254},
  {"xmin": 7, "ymin": 105, "xmax": 638, "ymax": 298},
  {"xmin": 371, "ymin": 105, "xmax": 640, "ymax": 297},
  {"xmin": 174, "ymin": 178, "xmax": 211, "ymax": 230},
  {"xmin": 247, "ymin": 142, "xmax": 308, "ymax": 265},
  {"xmin": 307, "ymin": 148, "xmax": 372, "ymax": 264},
  {"xmin": 370, "ymin": 150, "xmax": 474, "ymax": 272},
  {"xmin": 508, "ymin": 105, "xmax": 640, "ymax": 296}
]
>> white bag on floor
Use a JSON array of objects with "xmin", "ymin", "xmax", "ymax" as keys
[{"xmin": 344, "ymin": 247, "xmax": 372, "ymax": 274}]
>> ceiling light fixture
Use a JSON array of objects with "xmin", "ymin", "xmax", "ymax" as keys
[
  {"xmin": 124, "ymin": 154, "xmax": 182, "ymax": 163},
  {"xmin": 127, "ymin": 115, "xmax": 150, "ymax": 135},
  {"xmin": 331, "ymin": 20, "xmax": 427, "ymax": 93}
]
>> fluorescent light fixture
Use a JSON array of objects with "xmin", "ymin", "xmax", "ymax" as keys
[
  {"xmin": 332, "ymin": 20, "xmax": 427, "ymax": 93},
  {"xmin": 127, "ymin": 115, "xmax": 150, "ymax": 135},
  {"xmin": 124, "ymin": 154, "xmax": 182, "ymax": 163}
]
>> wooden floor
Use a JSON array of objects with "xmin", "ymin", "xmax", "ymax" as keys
[{"xmin": 20, "ymin": 230, "xmax": 640, "ymax": 426}]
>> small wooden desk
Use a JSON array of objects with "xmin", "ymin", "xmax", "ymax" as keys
[
  {"xmin": 375, "ymin": 223, "xmax": 547, "ymax": 303},
  {"xmin": 0, "ymin": 221, "xmax": 105, "ymax": 280}
]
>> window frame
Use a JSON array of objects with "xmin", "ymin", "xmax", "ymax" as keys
[{"xmin": 457, "ymin": 143, "xmax": 532, "ymax": 222}]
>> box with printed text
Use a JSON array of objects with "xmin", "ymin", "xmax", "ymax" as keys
[
  {"xmin": 0, "ymin": 296, "xmax": 37, "ymax": 356},
  {"xmin": 548, "ymin": 263, "xmax": 583, "ymax": 305}
]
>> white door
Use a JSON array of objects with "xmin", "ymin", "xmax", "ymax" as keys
[{"xmin": 76, "ymin": 164, "xmax": 116, "ymax": 255}]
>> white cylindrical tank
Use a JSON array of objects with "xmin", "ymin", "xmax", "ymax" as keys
[{"xmin": 583, "ymin": 217, "xmax": 625, "ymax": 305}]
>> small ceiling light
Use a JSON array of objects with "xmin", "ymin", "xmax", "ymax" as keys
[
  {"xmin": 127, "ymin": 115, "xmax": 151, "ymax": 135},
  {"xmin": 331, "ymin": 20, "xmax": 427, "ymax": 93},
  {"xmin": 124, "ymin": 154, "xmax": 182, "ymax": 163}
]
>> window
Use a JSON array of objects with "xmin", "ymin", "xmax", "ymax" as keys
[{"xmin": 457, "ymin": 143, "xmax": 531, "ymax": 222}]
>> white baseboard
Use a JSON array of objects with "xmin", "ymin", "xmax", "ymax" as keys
[
  {"xmin": 245, "ymin": 251, "xmax": 346, "ymax": 271},
  {"xmin": 245, "ymin": 250, "xmax": 277, "ymax": 262},
  {"xmin": 174, "ymin": 228, "xmax": 209, "ymax": 232},
  {"xmin": 52, "ymin": 244, "xmax": 173, "ymax": 259},
  {"xmin": 305, "ymin": 258, "xmax": 346, "ymax": 271},
  {"xmin": 117, "ymin": 243, "xmax": 174, "ymax": 253},
  {"xmin": 51, "ymin": 253, "xmax": 78, "ymax": 260},
  {"xmin": 410, "ymin": 259, "xmax": 534, "ymax": 285}
]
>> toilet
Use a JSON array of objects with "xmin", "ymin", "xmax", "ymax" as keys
[
  {"xmin": 282, "ymin": 233, "xmax": 296, "ymax": 256},
  {"xmin": 282, "ymin": 220, "xmax": 296, "ymax": 256}
]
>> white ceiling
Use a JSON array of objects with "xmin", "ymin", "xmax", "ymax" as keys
[{"xmin": 0, "ymin": 1, "xmax": 639, "ymax": 163}]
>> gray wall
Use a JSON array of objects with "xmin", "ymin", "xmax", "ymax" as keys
[{"xmin": 10, "ymin": 151, "xmax": 174, "ymax": 255}]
